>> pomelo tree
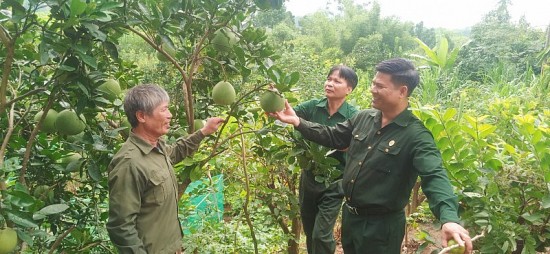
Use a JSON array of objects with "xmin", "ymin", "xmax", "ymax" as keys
[{"xmin": 1, "ymin": 0, "xmax": 305, "ymax": 252}]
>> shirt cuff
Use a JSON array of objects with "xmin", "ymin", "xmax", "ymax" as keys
[{"xmin": 439, "ymin": 207, "xmax": 461, "ymax": 225}]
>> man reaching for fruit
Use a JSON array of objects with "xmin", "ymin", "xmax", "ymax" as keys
[
  {"xmin": 270, "ymin": 58, "xmax": 473, "ymax": 253},
  {"xmin": 106, "ymin": 84, "xmax": 223, "ymax": 254}
]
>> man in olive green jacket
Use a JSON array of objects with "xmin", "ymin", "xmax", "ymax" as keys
[
  {"xmin": 270, "ymin": 58, "xmax": 473, "ymax": 254},
  {"xmin": 294, "ymin": 65, "xmax": 358, "ymax": 254},
  {"xmin": 107, "ymin": 84, "xmax": 223, "ymax": 254}
]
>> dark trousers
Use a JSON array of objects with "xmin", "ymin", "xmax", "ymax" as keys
[
  {"xmin": 341, "ymin": 207, "xmax": 406, "ymax": 254},
  {"xmin": 299, "ymin": 171, "xmax": 343, "ymax": 254}
]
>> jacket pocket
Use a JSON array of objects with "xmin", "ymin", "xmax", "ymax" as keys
[
  {"xmin": 374, "ymin": 142, "xmax": 401, "ymax": 173},
  {"xmin": 144, "ymin": 170, "xmax": 168, "ymax": 206},
  {"xmin": 348, "ymin": 131, "xmax": 368, "ymax": 162}
]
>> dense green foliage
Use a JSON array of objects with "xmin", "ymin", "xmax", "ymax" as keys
[{"xmin": 1, "ymin": 0, "xmax": 548, "ymax": 253}]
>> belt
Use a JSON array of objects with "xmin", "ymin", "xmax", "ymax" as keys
[{"xmin": 344, "ymin": 203, "xmax": 397, "ymax": 216}]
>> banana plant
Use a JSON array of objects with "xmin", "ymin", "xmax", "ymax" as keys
[{"xmin": 410, "ymin": 36, "xmax": 466, "ymax": 73}]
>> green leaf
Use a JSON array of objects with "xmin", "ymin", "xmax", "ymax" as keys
[
  {"xmin": 0, "ymin": 157, "xmax": 21, "ymax": 172},
  {"xmin": 76, "ymin": 52, "xmax": 98, "ymax": 69},
  {"xmin": 92, "ymin": 11, "xmax": 113, "ymax": 22},
  {"xmin": 8, "ymin": 190, "xmax": 36, "ymax": 208},
  {"xmin": 436, "ymin": 37, "xmax": 449, "ymax": 68},
  {"xmin": 436, "ymin": 137, "xmax": 451, "ymax": 149},
  {"xmin": 461, "ymin": 125, "xmax": 477, "ymax": 139},
  {"xmin": 33, "ymin": 204, "xmax": 70, "ymax": 220},
  {"xmin": 521, "ymin": 212, "xmax": 544, "ymax": 224},
  {"xmin": 83, "ymin": 22, "xmax": 106, "ymax": 41},
  {"xmin": 98, "ymin": 1, "xmax": 124, "ymax": 11},
  {"xmin": 39, "ymin": 42, "xmax": 50, "ymax": 65},
  {"xmin": 6, "ymin": 210, "xmax": 39, "ymax": 228},
  {"xmin": 485, "ymin": 158, "xmax": 502, "ymax": 170},
  {"xmin": 441, "ymin": 148, "xmax": 454, "ymax": 161},
  {"xmin": 103, "ymin": 41, "xmax": 119, "ymax": 59},
  {"xmin": 478, "ymin": 124, "xmax": 496, "ymax": 138},
  {"xmin": 16, "ymin": 229, "xmax": 34, "ymax": 246},
  {"xmin": 288, "ymin": 72, "xmax": 300, "ymax": 86},
  {"xmin": 442, "ymin": 108, "xmax": 457, "ymax": 122},
  {"xmin": 430, "ymin": 123, "xmax": 444, "ymax": 136},
  {"xmin": 70, "ymin": 0, "xmax": 88, "ymax": 17},
  {"xmin": 87, "ymin": 162, "xmax": 101, "ymax": 182},
  {"xmin": 474, "ymin": 219, "xmax": 489, "ymax": 226},
  {"xmin": 503, "ymin": 143, "xmax": 516, "ymax": 154},
  {"xmin": 542, "ymin": 194, "xmax": 550, "ymax": 209}
]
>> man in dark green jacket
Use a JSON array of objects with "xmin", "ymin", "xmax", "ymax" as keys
[
  {"xmin": 271, "ymin": 58, "xmax": 473, "ymax": 254},
  {"xmin": 294, "ymin": 65, "xmax": 358, "ymax": 254},
  {"xmin": 107, "ymin": 84, "xmax": 223, "ymax": 254}
]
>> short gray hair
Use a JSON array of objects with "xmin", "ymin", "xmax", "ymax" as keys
[{"xmin": 124, "ymin": 84, "xmax": 170, "ymax": 128}]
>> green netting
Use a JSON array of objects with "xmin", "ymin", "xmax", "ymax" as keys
[{"xmin": 181, "ymin": 174, "xmax": 224, "ymax": 235}]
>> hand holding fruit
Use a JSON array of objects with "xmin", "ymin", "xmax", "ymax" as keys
[
  {"xmin": 200, "ymin": 117, "xmax": 225, "ymax": 135},
  {"xmin": 269, "ymin": 100, "xmax": 300, "ymax": 127},
  {"xmin": 447, "ymin": 239, "xmax": 466, "ymax": 254},
  {"xmin": 441, "ymin": 222, "xmax": 472, "ymax": 254}
]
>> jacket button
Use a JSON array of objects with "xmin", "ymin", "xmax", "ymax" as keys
[
  {"xmin": 358, "ymin": 162, "xmax": 362, "ymax": 165},
  {"xmin": 368, "ymin": 146, "xmax": 372, "ymax": 149},
  {"xmin": 351, "ymin": 179, "xmax": 355, "ymax": 183},
  {"xmin": 377, "ymin": 131, "xmax": 381, "ymax": 135}
]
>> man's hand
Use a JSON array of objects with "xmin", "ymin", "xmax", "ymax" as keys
[
  {"xmin": 200, "ymin": 117, "xmax": 224, "ymax": 135},
  {"xmin": 441, "ymin": 222, "xmax": 473, "ymax": 254},
  {"xmin": 269, "ymin": 100, "xmax": 300, "ymax": 126}
]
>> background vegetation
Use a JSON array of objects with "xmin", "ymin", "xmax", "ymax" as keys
[{"xmin": 0, "ymin": 0, "xmax": 548, "ymax": 253}]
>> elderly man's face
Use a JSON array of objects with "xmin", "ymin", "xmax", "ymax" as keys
[{"xmin": 141, "ymin": 101, "xmax": 172, "ymax": 138}]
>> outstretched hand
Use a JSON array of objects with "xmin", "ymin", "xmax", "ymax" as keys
[
  {"xmin": 200, "ymin": 117, "xmax": 225, "ymax": 135},
  {"xmin": 441, "ymin": 222, "xmax": 473, "ymax": 254},
  {"xmin": 268, "ymin": 100, "xmax": 300, "ymax": 126}
]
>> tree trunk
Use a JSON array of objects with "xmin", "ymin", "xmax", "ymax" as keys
[{"xmin": 287, "ymin": 217, "xmax": 302, "ymax": 254}]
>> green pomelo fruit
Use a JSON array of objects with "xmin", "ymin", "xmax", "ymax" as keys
[
  {"xmin": 61, "ymin": 152, "xmax": 83, "ymax": 172},
  {"xmin": 211, "ymin": 28, "xmax": 238, "ymax": 52},
  {"xmin": 212, "ymin": 81, "xmax": 236, "ymax": 105},
  {"xmin": 260, "ymin": 91, "xmax": 285, "ymax": 113},
  {"xmin": 55, "ymin": 110, "xmax": 86, "ymax": 135},
  {"xmin": 447, "ymin": 239, "xmax": 465, "ymax": 254},
  {"xmin": 0, "ymin": 227, "xmax": 18, "ymax": 254},
  {"xmin": 156, "ymin": 41, "xmax": 176, "ymax": 62},
  {"xmin": 33, "ymin": 185, "xmax": 54, "ymax": 203},
  {"xmin": 97, "ymin": 79, "xmax": 122, "ymax": 101},
  {"xmin": 34, "ymin": 109, "xmax": 58, "ymax": 133},
  {"xmin": 193, "ymin": 119, "xmax": 205, "ymax": 131},
  {"xmin": 66, "ymin": 132, "xmax": 85, "ymax": 143}
]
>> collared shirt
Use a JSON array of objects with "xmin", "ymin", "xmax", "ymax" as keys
[
  {"xmin": 295, "ymin": 108, "xmax": 460, "ymax": 223},
  {"xmin": 107, "ymin": 130, "xmax": 205, "ymax": 254},
  {"xmin": 294, "ymin": 97, "xmax": 358, "ymax": 170}
]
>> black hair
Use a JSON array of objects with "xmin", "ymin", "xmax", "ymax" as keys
[
  {"xmin": 375, "ymin": 58, "xmax": 419, "ymax": 96},
  {"xmin": 327, "ymin": 65, "xmax": 358, "ymax": 90}
]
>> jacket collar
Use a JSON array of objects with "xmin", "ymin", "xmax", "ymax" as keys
[
  {"xmin": 370, "ymin": 106, "xmax": 415, "ymax": 127},
  {"xmin": 315, "ymin": 97, "xmax": 353, "ymax": 117},
  {"xmin": 128, "ymin": 131, "xmax": 166, "ymax": 155}
]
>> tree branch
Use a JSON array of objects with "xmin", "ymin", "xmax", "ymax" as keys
[
  {"xmin": 438, "ymin": 231, "xmax": 485, "ymax": 254},
  {"xmin": 0, "ymin": 24, "xmax": 15, "ymax": 113},
  {"xmin": 48, "ymin": 225, "xmax": 76, "ymax": 254},
  {"xmin": 123, "ymin": 25, "xmax": 192, "ymax": 126},
  {"xmin": 20, "ymin": 91, "xmax": 57, "ymax": 186}
]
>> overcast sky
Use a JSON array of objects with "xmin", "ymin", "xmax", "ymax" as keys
[{"xmin": 285, "ymin": 0, "xmax": 550, "ymax": 30}]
